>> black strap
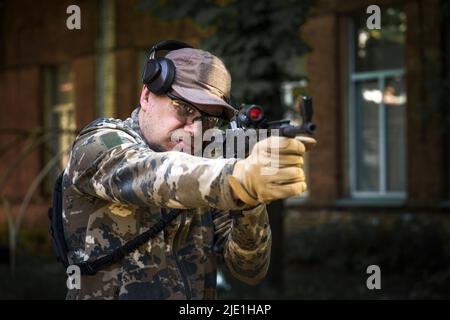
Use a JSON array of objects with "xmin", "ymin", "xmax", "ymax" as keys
[
  {"xmin": 48, "ymin": 172, "xmax": 71, "ymax": 268},
  {"xmin": 76, "ymin": 208, "xmax": 181, "ymax": 275}
]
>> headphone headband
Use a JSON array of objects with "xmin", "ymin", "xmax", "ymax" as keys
[{"xmin": 148, "ymin": 40, "xmax": 193, "ymax": 59}]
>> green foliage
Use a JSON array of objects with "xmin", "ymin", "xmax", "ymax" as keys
[{"xmin": 139, "ymin": 0, "xmax": 314, "ymax": 118}]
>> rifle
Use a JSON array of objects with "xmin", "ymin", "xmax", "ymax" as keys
[
  {"xmin": 231, "ymin": 96, "xmax": 316, "ymax": 136},
  {"xmin": 221, "ymin": 96, "xmax": 316, "ymax": 158}
]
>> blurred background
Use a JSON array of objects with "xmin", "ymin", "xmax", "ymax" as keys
[{"xmin": 0, "ymin": 0, "xmax": 449, "ymax": 299}]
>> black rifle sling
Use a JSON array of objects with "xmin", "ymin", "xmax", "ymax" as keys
[
  {"xmin": 77, "ymin": 208, "xmax": 181, "ymax": 275},
  {"xmin": 50, "ymin": 173, "xmax": 182, "ymax": 275}
]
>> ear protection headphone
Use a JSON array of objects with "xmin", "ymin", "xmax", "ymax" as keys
[{"xmin": 142, "ymin": 40, "xmax": 193, "ymax": 95}]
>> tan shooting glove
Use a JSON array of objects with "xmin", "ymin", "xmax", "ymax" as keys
[{"xmin": 228, "ymin": 136, "xmax": 316, "ymax": 206}]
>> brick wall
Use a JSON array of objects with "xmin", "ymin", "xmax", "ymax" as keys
[
  {"xmin": 302, "ymin": 14, "xmax": 341, "ymax": 206},
  {"xmin": 0, "ymin": 67, "xmax": 41, "ymax": 201},
  {"xmin": 405, "ymin": 0, "xmax": 446, "ymax": 207},
  {"xmin": 0, "ymin": 0, "xmax": 206, "ymax": 202}
]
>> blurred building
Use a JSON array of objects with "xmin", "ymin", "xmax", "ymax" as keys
[
  {"xmin": 0, "ymin": 0, "xmax": 207, "ymax": 228},
  {"xmin": 301, "ymin": 0, "xmax": 449, "ymax": 211},
  {"xmin": 0, "ymin": 0, "xmax": 449, "ymax": 298}
]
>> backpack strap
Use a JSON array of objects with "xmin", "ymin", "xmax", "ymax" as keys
[{"xmin": 48, "ymin": 172, "xmax": 70, "ymax": 268}]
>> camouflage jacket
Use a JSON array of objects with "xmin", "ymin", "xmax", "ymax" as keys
[{"xmin": 62, "ymin": 107, "xmax": 271, "ymax": 300}]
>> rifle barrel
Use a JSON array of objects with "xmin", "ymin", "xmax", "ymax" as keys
[{"xmin": 280, "ymin": 123, "xmax": 316, "ymax": 138}]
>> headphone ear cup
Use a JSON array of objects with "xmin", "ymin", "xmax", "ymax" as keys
[
  {"xmin": 143, "ymin": 40, "xmax": 192, "ymax": 94},
  {"xmin": 142, "ymin": 60, "xmax": 161, "ymax": 86},
  {"xmin": 145, "ymin": 58, "xmax": 176, "ymax": 95},
  {"xmin": 143, "ymin": 58, "xmax": 175, "ymax": 95}
]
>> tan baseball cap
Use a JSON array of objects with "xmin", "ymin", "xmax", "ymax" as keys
[{"xmin": 165, "ymin": 48, "xmax": 236, "ymax": 120}]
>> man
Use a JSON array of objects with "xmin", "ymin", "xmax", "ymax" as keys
[{"xmin": 63, "ymin": 43, "xmax": 311, "ymax": 299}]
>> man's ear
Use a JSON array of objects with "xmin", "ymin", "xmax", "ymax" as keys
[{"xmin": 140, "ymin": 85, "xmax": 151, "ymax": 112}]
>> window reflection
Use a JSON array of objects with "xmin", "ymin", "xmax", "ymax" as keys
[
  {"xmin": 356, "ymin": 81, "xmax": 380, "ymax": 191},
  {"xmin": 385, "ymin": 77, "xmax": 406, "ymax": 192},
  {"xmin": 383, "ymin": 78, "xmax": 406, "ymax": 106},
  {"xmin": 353, "ymin": 8, "xmax": 406, "ymax": 72}
]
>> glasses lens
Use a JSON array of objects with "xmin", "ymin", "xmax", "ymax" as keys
[
  {"xmin": 171, "ymin": 100, "xmax": 194, "ymax": 117},
  {"xmin": 169, "ymin": 95, "xmax": 223, "ymax": 128},
  {"xmin": 204, "ymin": 117, "xmax": 220, "ymax": 128}
]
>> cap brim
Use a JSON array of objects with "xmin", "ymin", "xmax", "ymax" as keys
[{"xmin": 172, "ymin": 84, "xmax": 236, "ymax": 120}]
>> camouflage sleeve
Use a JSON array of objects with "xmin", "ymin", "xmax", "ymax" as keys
[
  {"xmin": 67, "ymin": 128, "xmax": 244, "ymax": 210},
  {"xmin": 213, "ymin": 205, "xmax": 271, "ymax": 285}
]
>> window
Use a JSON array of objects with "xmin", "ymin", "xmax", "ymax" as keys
[{"xmin": 348, "ymin": 7, "xmax": 407, "ymax": 198}]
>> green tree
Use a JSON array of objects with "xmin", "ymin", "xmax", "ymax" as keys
[{"xmin": 140, "ymin": 0, "xmax": 313, "ymax": 117}]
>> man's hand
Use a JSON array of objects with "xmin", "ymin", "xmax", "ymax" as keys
[{"xmin": 228, "ymin": 136, "xmax": 315, "ymax": 206}]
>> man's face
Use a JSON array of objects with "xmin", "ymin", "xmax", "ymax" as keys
[{"xmin": 139, "ymin": 86, "xmax": 223, "ymax": 153}]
